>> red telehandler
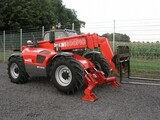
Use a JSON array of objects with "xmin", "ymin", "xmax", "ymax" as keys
[{"xmin": 8, "ymin": 29, "xmax": 129, "ymax": 101}]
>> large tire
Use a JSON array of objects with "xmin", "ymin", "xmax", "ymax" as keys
[
  {"xmin": 84, "ymin": 52, "xmax": 110, "ymax": 77},
  {"xmin": 49, "ymin": 56, "xmax": 84, "ymax": 94},
  {"xmin": 8, "ymin": 56, "xmax": 29, "ymax": 84}
]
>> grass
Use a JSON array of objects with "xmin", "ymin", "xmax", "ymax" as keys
[
  {"xmin": 130, "ymin": 58, "xmax": 160, "ymax": 79},
  {"xmin": 0, "ymin": 50, "xmax": 14, "ymax": 62},
  {"xmin": 113, "ymin": 42, "xmax": 160, "ymax": 78}
]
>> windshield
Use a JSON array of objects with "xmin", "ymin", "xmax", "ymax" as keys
[
  {"xmin": 55, "ymin": 31, "xmax": 66, "ymax": 38},
  {"xmin": 43, "ymin": 30, "xmax": 78, "ymax": 41},
  {"xmin": 66, "ymin": 30, "xmax": 77, "ymax": 36},
  {"xmin": 43, "ymin": 31, "xmax": 66, "ymax": 40}
]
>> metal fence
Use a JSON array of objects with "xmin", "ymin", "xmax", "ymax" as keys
[{"xmin": 0, "ymin": 26, "xmax": 47, "ymax": 62}]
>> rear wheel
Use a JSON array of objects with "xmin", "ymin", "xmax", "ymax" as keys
[
  {"xmin": 84, "ymin": 52, "xmax": 110, "ymax": 77},
  {"xmin": 50, "ymin": 56, "xmax": 84, "ymax": 94},
  {"xmin": 8, "ymin": 56, "xmax": 29, "ymax": 83}
]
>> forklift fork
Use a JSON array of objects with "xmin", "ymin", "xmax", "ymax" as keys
[{"xmin": 117, "ymin": 46, "xmax": 160, "ymax": 86}]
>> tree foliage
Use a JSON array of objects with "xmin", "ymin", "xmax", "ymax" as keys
[
  {"xmin": 102, "ymin": 33, "xmax": 130, "ymax": 42},
  {"xmin": 0, "ymin": 0, "xmax": 85, "ymax": 32}
]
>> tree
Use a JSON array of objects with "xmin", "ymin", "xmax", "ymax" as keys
[
  {"xmin": 102, "ymin": 33, "xmax": 130, "ymax": 42},
  {"xmin": 50, "ymin": 0, "xmax": 85, "ymax": 33},
  {"xmin": 0, "ymin": 0, "xmax": 85, "ymax": 32}
]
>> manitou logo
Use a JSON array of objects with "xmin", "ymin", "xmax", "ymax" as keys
[
  {"xmin": 55, "ymin": 38, "xmax": 86, "ymax": 48},
  {"xmin": 24, "ymin": 58, "xmax": 32, "ymax": 63},
  {"xmin": 37, "ymin": 66, "xmax": 45, "ymax": 69}
]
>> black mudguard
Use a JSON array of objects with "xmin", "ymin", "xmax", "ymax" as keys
[{"xmin": 8, "ymin": 53, "xmax": 22, "ymax": 61}]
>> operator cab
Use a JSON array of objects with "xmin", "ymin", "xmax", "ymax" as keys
[
  {"xmin": 45, "ymin": 29, "xmax": 84, "ymax": 55},
  {"xmin": 43, "ymin": 29, "xmax": 77, "ymax": 42}
]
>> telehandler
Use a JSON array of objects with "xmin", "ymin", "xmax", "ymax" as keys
[{"xmin": 8, "ymin": 29, "xmax": 129, "ymax": 101}]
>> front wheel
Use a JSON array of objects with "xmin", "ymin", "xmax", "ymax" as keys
[
  {"xmin": 50, "ymin": 56, "xmax": 84, "ymax": 94},
  {"xmin": 8, "ymin": 56, "xmax": 29, "ymax": 84}
]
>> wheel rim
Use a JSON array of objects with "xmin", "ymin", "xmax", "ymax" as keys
[
  {"xmin": 55, "ymin": 65, "xmax": 72, "ymax": 87},
  {"xmin": 10, "ymin": 63, "xmax": 19, "ymax": 79}
]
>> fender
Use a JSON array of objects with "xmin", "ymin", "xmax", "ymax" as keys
[
  {"xmin": 83, "ymin": 51, "xmax": 101, "ymax": 57},
  {"xmin": 46, "ymin": 52, "xmax": 73, "ymax": 76},
  {"xmin": 51, "ymin": 52, "xmax": 73, "ymax": 61},
  {"xmin": 51, "ymin": 52, "xmax": 95, "ymax": 71},
  {"xmin": 8, "ymin": 53, "xmax": 22, "ymax": 61},
  {"xmin": 48, "ymin": 52, "xmax": 93, "ymax": 75}
]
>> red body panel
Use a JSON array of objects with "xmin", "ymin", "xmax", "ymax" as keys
[
  {"xmin": 22, "ymin": 48, "xmax": 56, "ymax": 66},
  {"xmin": 98, "ymin": 37, "xmax": 118, "ymax": 73},
  {"xmin": 23, "ymin": 46, "xmax": 91, "ymax": 67},
  {"xmin": 38, "ymin": 40, "xmax": 54, "ymax": 49}
]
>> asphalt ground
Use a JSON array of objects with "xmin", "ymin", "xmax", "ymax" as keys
[{"xmin": 0, "ymin": 63, "xmax": 160, "ymax": 120}]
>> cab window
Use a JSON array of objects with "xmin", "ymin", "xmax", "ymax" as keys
[
  {"xmin": 55, "ymin": 31, "xmax": 66, "ymax": 38},
  {"xmin": 43, "ymin": 31, "xmax": 67, "ymax": 41},
  {"xmin": 43, "ymin": 32, "xmax": 49, "ymax": 40}
]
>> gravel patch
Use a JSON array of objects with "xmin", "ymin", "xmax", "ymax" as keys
[{"xmin": 0, "ymin": 63, "xmax": 160, "ymax": 120}]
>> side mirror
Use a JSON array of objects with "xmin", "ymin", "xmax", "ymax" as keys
[{"xmin": 49, "ymin": 31, "xmax": 55, "ymax": 43}]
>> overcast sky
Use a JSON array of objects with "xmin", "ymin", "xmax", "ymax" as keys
[
  {"xmin": 63, "ymin": 0, "xmax": 160, "ymax": 42},
  {"xmin": 63, "ymin": 0, "xmax": 159, "ymax": 22}
]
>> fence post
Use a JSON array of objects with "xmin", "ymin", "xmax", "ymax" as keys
[
  {"xmin": 42, "ymin": 26, "xmax": 44, "ymax": 38},
  {"xmin": 20, "ymin": 29, "xmax": 22, "ymax": 51},
  {"xmin": 3, "ymin": 31, "xmax": 5, "ymax": 62},
  {"xmin": 72, "ymin": 23, "xmax": 74, "ymax": 30},
  {"xmin": 113, "ymin": 19, "xmax": 115, "ymax": 52}
]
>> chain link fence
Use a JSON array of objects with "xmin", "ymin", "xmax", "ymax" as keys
[{"xmin": 0, "ymin": 26, "xmax": 49, "ymax": 62}]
